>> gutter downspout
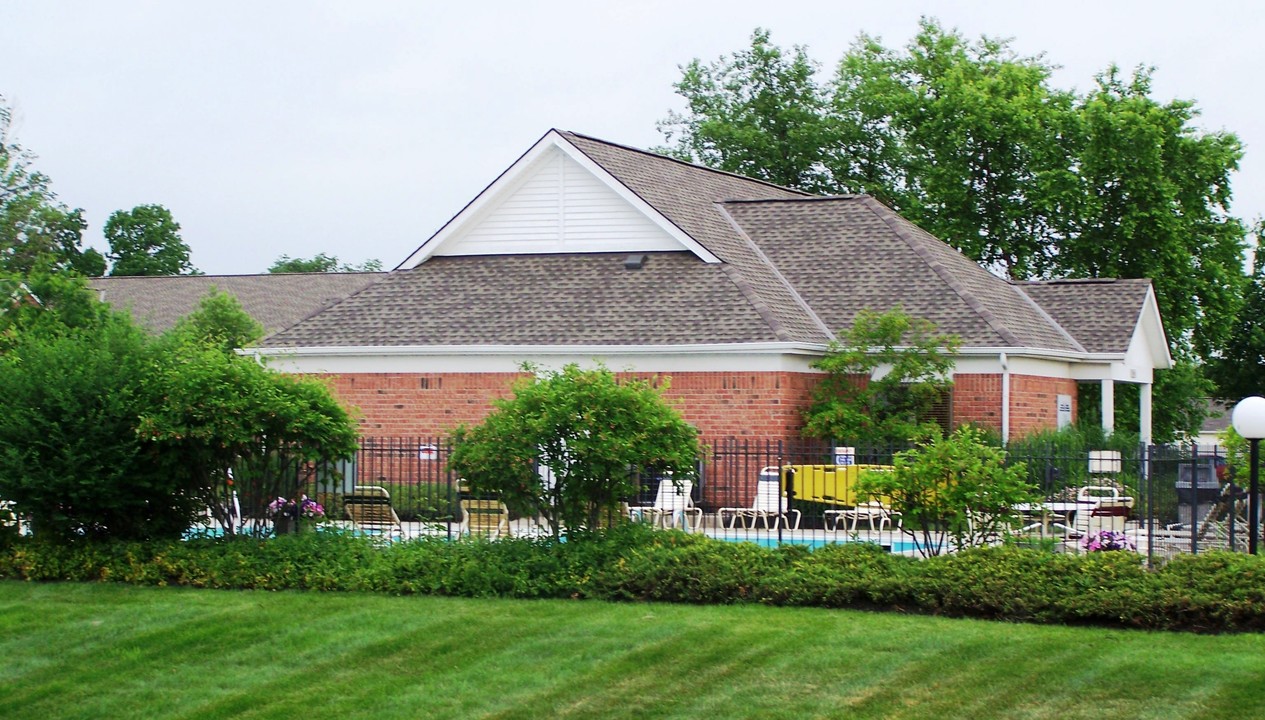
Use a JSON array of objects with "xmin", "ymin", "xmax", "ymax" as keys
[{"xmin": 1000, "ymin": 352, "xmax": 1011, "ymax": 445}]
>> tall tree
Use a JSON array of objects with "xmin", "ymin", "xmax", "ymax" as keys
[
  {"xmin": 831, "ymin": 21, "xmax": 1081, "ymax": 278},
  {"xmin": 0, "ymin": 96, "xmax": 105, "ymax": 276},
  {"xmin": 1061, "ymin": 66, "xmax": 1247, "ymax": 362},
  {"xmin": 1207, "ymin": 225, "xmax": 1265, "ymax": 400},
  {"xmin": 268, "ymin": 253, "xmax": 382, "ymax": 273},
  {"xmin": 105, "ymin": 204, "xmax": 197, "ymax": 276},
  {"xmin": 656, "ymin": 28, "xmax": 838, "ymax": 193},
  {"xmin": 659, "ymin": 22, "xmax": 1250, "ymax": 439}
]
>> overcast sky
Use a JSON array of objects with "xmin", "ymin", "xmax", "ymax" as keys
[{"xmin": 2, "ymin": 1, "xmax": 1262, "ymax": 275}]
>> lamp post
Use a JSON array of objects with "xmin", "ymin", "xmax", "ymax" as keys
[{"xmin": 1231, "ymin": 396, "xmax": 1265, "ymax": 554}]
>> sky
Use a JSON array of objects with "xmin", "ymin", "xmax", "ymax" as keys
[{"xmin": 1, "ymin": 1, "xmax": 1262, "ymax": 276}]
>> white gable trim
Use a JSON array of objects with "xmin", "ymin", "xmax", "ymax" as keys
[
  {"xmin": 1136, "ymin": 285, "xmax": 1172, "ymax": 370},
  {"xmin": 395, "ymin": 130, "xmax": 721, "ymax": 269}
]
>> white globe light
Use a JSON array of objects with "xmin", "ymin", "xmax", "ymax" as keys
[{"xmin": 1232, "ymin": 396, "xmax": 1265, "ymax": 440}]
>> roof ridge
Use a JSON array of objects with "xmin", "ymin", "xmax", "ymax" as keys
[
  {"xmin": 721, "ymin": 195, "xmax": 867, "ymax": 204},
  {"xmin": 1018, "ymin": 277, "xmax": 1152, "ymax": 287},
  {"xmin": 857, "ymin": 196, "xmax": 1025, "ymax": 347},
  {"xmin": 1012, "ymin": 283, "xmax": 1087, "ymax": 353},
  {"xmin": 714, "ymin": 203, "xmax": 834, "ymax": 342},
  {"xmin": 719, "ymin": 264, "xmax": 791, "ymax": 342},
  {"xmin": 559, "ymin": 130, "xmax": 812, "ymax": 198},
  {"xmin": 92, "ymin": 271, "xmax": 385, "ymax": 280}
]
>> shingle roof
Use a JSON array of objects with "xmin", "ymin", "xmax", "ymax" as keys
[
  {"xmin": 260, "ymin": 252, "xmax": 782, "ymax": 347},
  {"xmin": 90, "ymin": 272, "xmax": 383, "ymax": 335},
  {"xmin": 1016, "ymin": 279, "xmax": 1153, "ymax": 354},
  {"xmin": 721, "ymin": 197, "xmax": 1082, "ymax": 351},
  {"xmin": 175, "ymin": 131, "xmax": 1152, "ymax": 358},
  {"xmin": 562, "ymin": 132, "xmax": 831, "ymax": 344}
]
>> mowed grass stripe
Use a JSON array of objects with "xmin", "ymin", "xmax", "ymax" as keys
[{"xmin": 1, "ymin": 582, "xmax": 1264, "ymax": 720}]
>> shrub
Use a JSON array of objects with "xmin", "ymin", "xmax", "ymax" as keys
[
  {"xmin": 857, "ymin": 427, "xmax": 1039, "ymax": 557},
  {"xmin": 450, "ymin": 364, "xmax": 700, "ymax": 539},
  {"xmin": 3, "ymin": 530, "xmax": 1265, "ymax": 633}
]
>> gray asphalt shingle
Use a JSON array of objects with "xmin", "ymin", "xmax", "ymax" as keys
[
  {"xmin": 95, "ymin": 131, "xmax": 1155, "ymax": 358},
  {"xmin": 90, "ymin": 272, "xmax": 383, "ymax": 335}
]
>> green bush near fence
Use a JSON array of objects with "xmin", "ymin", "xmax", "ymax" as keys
[{"xmin": 2, "ymin": 525, "xmax": 1262, "ymax": 633}]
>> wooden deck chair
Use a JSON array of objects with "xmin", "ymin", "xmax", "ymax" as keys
[
  {"xmin": 343, "ymin": 485, "xmax": 404, "ymax": 540},
  {"xmin": 460, "ymin": 498, "xmax": 510, "ymax": 539},
  {"xmin": 627, "ymin": 478, "xmax": 702, "ymax": 531}
]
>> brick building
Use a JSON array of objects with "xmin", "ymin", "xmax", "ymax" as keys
[{"xmin": 94, "ymin": 130, "xmax": 1170, "ymax": 444}]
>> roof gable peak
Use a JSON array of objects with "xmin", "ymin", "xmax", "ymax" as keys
[
  {"xmin": 395, "ymin": 130, "xmax": 720, "ymax": 269},
  {"xmin": 558, "ymin": 130, "xmax": 813, "ymax": 199}
]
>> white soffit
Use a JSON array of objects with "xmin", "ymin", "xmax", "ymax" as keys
[{"xmin": 397, "ymin": 130, "xmax": 720, "ymax": 268}]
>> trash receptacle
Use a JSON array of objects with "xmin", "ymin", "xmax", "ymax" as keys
[{"xmin": 1176, "ymin": 459, "xmax": 1221, "ymax": 527}]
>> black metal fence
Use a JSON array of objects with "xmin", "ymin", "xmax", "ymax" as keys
[{"xmin": 252, "ymin": 436, "xmax": 1255, "ymax": 559}]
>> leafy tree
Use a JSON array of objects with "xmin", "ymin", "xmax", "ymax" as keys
[
  {"xmin": 657, "ymin": 28, "xmax": 838, "ymax": 193},
  {"xmin": 0, "ymin": 311, "xmax": 187, "ymax": 540},
  {"xmin": 0, "ymin": 96, "xmax": 104, "ymax": 276},
  {"xmin": 141, "ymin": 346, "xmax": 358, "ymax": 536},
  {"xmin": 0, "ymin": 270, "xmax": 112, "ymax": 352},
  {"xmin": 660, "ymin": 22, "xmax": 1249, "ymax": 438},
  {"xmin": 105, "ymin": 204, "xmax": 197, "ymax": 276},
  {"xmin": 1063, "ymin": 66, "xmax": 1247, "ymax": 367},
  {"xmin": 803, "ymin": 307, "xmax": 959, "ymax": 446},
  {"xmin": 169, "ymin": 288, "xmax": 263, "ymax": 353},
  {"xmin": 857, "ymin": 426, "xmax": 1037, "ymax": 557},
  {"xmin": 449, "ymin": 364, "xmax": 701, "ymax": 539},
  {"xmin": 830, "ymin": 21, "xmax": 1081, "ymax": 279},
  {"xmin": 1208, "ymin": 226, "xmax": 1265, "ymax": 400},
  {"xmin": 268, "ymin": 253, "xmax": 382, "ymax": 273}
]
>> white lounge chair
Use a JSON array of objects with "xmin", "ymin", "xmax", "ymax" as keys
[
  {"xmin": 628, "ymin": 478, "xmax": 701, "ymax": 531},
  {"xmin": 718, "ymin": 468, "xmax": 801, "ymax": 530},
  {"xmin": 826, "ymin": 501, "xmax": 901, "ymax": 532}
]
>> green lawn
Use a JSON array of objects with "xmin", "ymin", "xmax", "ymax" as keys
[{"xmin": 1, "ymin": 581, "xmax": 1262, "ymax": 719}]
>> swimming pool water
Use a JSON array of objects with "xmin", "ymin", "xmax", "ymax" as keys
[{"xmin": 716, "ymin": 535, "xmax": 920, "ymax": 554}]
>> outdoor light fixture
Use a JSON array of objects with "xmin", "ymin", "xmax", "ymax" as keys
[{"xmin": 1230, "ymin": 396, "xmax": 1265, "ymax": 554}]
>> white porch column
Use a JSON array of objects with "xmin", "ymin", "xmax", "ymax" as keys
[
  {"xmin": 1139, "ymin": 382, "xmax": 1153, "ymax": 445},
  {"xmin": 1101, "ymin": 379, "xmax": 1115, "ymax": 435}
]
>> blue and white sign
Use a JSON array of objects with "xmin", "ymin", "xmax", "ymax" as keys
[{"xmin": 833, "ymin": 446, "xmax": 855, "ymax": 466}]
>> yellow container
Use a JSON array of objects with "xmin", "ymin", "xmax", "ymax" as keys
[{"xmin": 781, "ymin": 464, "xmax": 893, "ymax": 506}]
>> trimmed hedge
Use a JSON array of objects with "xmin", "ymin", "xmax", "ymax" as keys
[{"xmin": 2, "ymin": 525, "xmax": 1263, "ymax": 633}]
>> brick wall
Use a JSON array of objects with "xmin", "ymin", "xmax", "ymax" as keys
[
  {"xmin": 1009, "ymin": 374, "xmax": 1078, "ymax": 436},
  {"xmin": 952, "ymin": 373, "xmax": 1077, "ymax": 437},
  {"xmin": 325, "ymin": 372, "xmax": 527, "ymax": 436},
  {"xmin": 323, "ymin": 369, "xmax": 1075, "ymax": 442},
  {"xmin": 322, "ymin": 370, "xmax": 820, "ymax": 441},
  {"xmin": 952, "ymin": 374, "xmax": 1003, "ymax": 434}
]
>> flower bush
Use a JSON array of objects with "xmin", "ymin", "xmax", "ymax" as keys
[
  {"xmin": 1082, "ymin": 530, "xmax": 1135, "ymax": 552},
  {"xmin": 267, "ymin": 495, "xmax": 325, "ymax": 520}
]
